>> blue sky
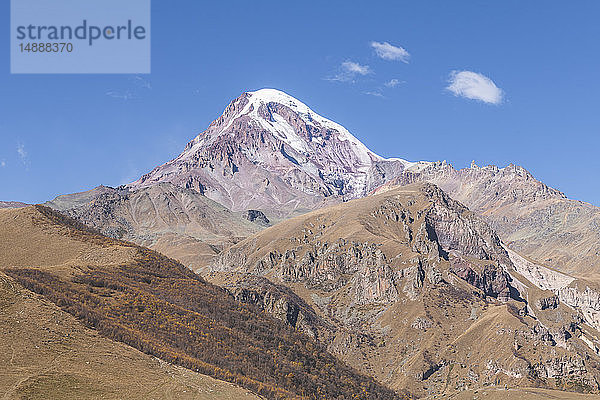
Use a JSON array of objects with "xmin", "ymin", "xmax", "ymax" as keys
[{"xmin": 1, "ymin": 1, "xmax": 599, "ymax": 205}]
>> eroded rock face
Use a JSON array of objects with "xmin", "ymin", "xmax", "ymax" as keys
[
  {"xmin": 373, "ymin": 161, "xmax": 600, "ymax": 275},
  {"xmin": 557, "ymin": 285, "xmax": 600, "ymax": 330},
  {"xmin": 208, "ymin": 183, "xmax": 600, "ymax": 397},
  {"xmin": 449, "ymin": 257, "xmax": 511, "ymax": 300},
  {"xmin": 506, "ymin": 246, "xmax": 600, "ymax": 334},
  {"xmin": 221, "ymin": 274, "xmax": 328, "ymax": 340},
  {"xmin": 533, "ymin": 356, "xmax": 598, "ymax": 390}
]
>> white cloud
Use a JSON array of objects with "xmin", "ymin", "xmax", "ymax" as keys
[
  {"xmin": 371, "ymin": 41, "xmax": 410, "ymax": 63},
  {"xmin": 385, "ymin": 78, "xmax": 402, "ymax": 88},
  {"xmin": 341, "ymin": 61, "xmax": 371, "ymax": 75},
  {"xmin": 105, "ymin": 90, "xmax": 136, "ymax": 100},
  {"xmin": 446, "ymin": 70, "xmax": 503, "ymax": 105},
  {"xmin": 0, "ymin": 160, "xmax": 5, "ymax": 167},
  {"xmin": 16, "ymin": 143, "xmax": 30, "ymax": 169},
  {"xmin": 17, "ymin": 143, "xmax": 27, "ymax": 160},
  {"xmin": 328, "ymin": 61, "xmax": 372, "ymax": 82},
  {"xmin": 364, "ymin": 90, "xmax": 385, "ymax": 98}
]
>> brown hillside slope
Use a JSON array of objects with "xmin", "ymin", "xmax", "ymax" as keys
[
  {"xmin": 0, "ymin": 206, "xmax": 403, "ymax": 400},
  {"xmin": 437, "ymin": 387, "xmax": 600, "ymax": 400},
  {"xmin": 0, "ymin": 272, "xmax": 260, "ymax": 400},
  {"xmin": 209, "ymin": 183, "xmax": 600, "ymax": 398},
  {"xmin": 45, "ymin": 183, "xmax": 264, "ymax": 270}
]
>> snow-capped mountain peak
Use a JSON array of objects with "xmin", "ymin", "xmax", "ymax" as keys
[
  {"xmin": 130, "ymin": 89, "xmax": 416, "ymax": 215},
  {"xmin": 183, "ymin": 88, "xmax": 382, "ymax": 166},
  {"xmin": 242, "ymin": 88, "xmax": 383, "ymax": 160}
]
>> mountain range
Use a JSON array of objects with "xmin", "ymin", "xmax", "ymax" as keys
[
  {"xmin": 4, "ymin": 88, "xmax": 599, "ymax": 399},
  {"xmin": 50, "ymin": 89, "xmax": 599, "ymax": 277}
]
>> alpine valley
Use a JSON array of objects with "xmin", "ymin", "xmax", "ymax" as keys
[{"xmin": 3, "ymin": 89, "xmax": 600, "ymax": 399}]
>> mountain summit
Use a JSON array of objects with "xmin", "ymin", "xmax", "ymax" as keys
[{"xmin": 130, "ymin": 89, "xmax": 415, "ymax": 217}]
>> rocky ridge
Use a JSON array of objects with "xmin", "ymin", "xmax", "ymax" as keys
[
  {"xmin": 207, "ymin": 183, "xmax": 600, "ymax": 397},
  {"xmin": 0, "ymin": 201, "xmax": 29, "ymax": 208},
  {"xmin": 373, "ymin": 161, "xmax": 600, "ymax": 275},
  {"xmin": 45, "ymin": 183, "xmax": 262, "ymax": 270}
]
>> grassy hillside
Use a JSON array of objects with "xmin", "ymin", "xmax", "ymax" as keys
[
  {"xmin": 0, "ymin": 272, "xmax": 261, "ymax": 400},
  {"xmin": 0, "ymin": 205, "xmax": 404, "ymax": 400}
]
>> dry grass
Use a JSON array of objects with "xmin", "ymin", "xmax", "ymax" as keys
[
  {"xmin": 1, "ymin": 206, "xmax": 400, "ymax": 400},
  {"xmin": 0, "ymin": 272, "xmax": 261, "ymax": 400}
]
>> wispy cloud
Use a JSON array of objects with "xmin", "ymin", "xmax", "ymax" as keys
[
  {"xmin": 446, "ymin": 70, "xmax": 504, "ymax": 105},
  {"xmin": 17, "ymin": 143, "xmax": 30, "ymax": 169},
  {"xmin": 364, "ymin": 90, "xmax": 385, "ymax": 98},
  {"xmin": 341, "ymin": 61, "xmax": 371, "ymax": 75},
  {"xmin": 133, "ymin": 76, "xmax": 152, "ymax": 90},
  {"xmin": 327, "ymin": 60, "xmax": 372, "ymax": 82},
  {"xmin": 17, "ymin": 143, "xmax": 26, "ymax": 160},
  {"xmin": 105, "ymin": 90, "xmax": 137, "ymax": 100},
  {"xmin": 371, "ymin": 41, "xmax": 410, "ymax": 63},
  {"xmin": 364, "ymin": 78, "xmax": 404, "ymax": 99},
  {"xmin": 384, "ymin": 78, "xmax": 402, "ymax": 88},
  {"xmin": 0, "ymin": 159, "xmax": 6, "ymax": 168},
  {"xmin": 105, "ymin": 76, "xmax": 152, "ymax": 100}
]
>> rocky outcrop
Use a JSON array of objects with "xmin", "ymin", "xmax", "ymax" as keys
[
  {"xmin": 411, "ymin": 317, "xmax": 433, "ymax": 330},
  {"xmin": 449, "ymin": 257, "xmax": 511, "ymax": 300},
  {"xmin": 222, "ymin": 274, "xmax": 329, "ymax": 340},
  {"xmin": 506, "ymin": 247, "xmax": 600, "ymax": 333},
  {"xmin": 242, "ymin": 209, "xmax": 270, "ymax": 226},
  {"xmin": 373, "ymin": 162, "xmax": 600, "ymax": 275},
  {"xmin": 226, "ymin": 239, "xmax": 402, "ymax": 303},
  {"xmin": 557, "ymin": 285, "xmax": 600, "ymax": 331},
  {"xmin": 533, "ymin": 356, "xmax": 599, "ymax": 391},
  {"xmin": 536, "ymin": 295, "xmax": 560, "ymax": 310}
]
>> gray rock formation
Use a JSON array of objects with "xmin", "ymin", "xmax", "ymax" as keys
[
  {"xmin": 536, "ymin": 295, "xmax": 560, "ymax": 310},
  {"xmin": 215, "ymin": 273, "xmax": 330, "ymax": 340}
]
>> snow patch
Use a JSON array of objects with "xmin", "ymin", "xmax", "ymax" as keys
[{"xmin": 247, "ymin": 89, "xmax": 382, "ymax": 163}]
